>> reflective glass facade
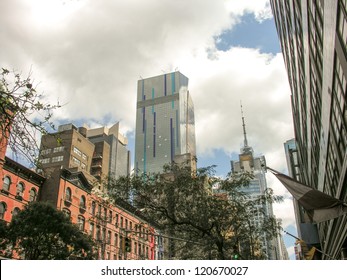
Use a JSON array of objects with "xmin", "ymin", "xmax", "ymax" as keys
[
  {"xmin": 135, "ymin": 72, "xmax": 196, "ymax": 174},
  {"xmin": 231, "ymin": 146, "xmax": 279, "ymax": 259},
  {"xmin": 271, "ymin": 0, "xmax": 347, "ymax": 259}
]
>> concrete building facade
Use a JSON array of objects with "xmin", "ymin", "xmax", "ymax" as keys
[{"xmin": 86, "ymin": 122, "xmax": 131, "ymax": 181}]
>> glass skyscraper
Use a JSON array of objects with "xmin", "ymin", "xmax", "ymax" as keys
[
  {"xmin": 135, "ymin": 71, "xmax": 196, "ymax": 174},
  {"xmin": 230, "ymin": 109, "xmax": 279, "ymax": 259}
]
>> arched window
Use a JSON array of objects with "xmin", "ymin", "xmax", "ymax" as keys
[
  {"xmin": 78, "ymin": 216, "xmax": 85, "ymax": 231},
  {"xmin": 16, "ymin": 182, "xmax": 25, "ymax": 196},
  {"xmin": 79, "ymin": 195, "xmax": 86, "ymax": 209},
  {"xmin": 2, "ymin": 176, "xmax": 11, "ymax": 192},
  {"xmin": 12, "ymin": 207, "xmax": 20, "ymax": 217},
  {"xmin": 0, "ymin": 202, "xmax": 7, "ymax": 220},
  {"xmin": 29, "ymin": 188, "xmax": 37, "ymax": 202},
  {"xmin": 62, "ymin": 208, "xmax": 71, "ymax": 218},
  {"xmin": 65, "ymin": 187, "xmax": 72, "ymax": 202}
]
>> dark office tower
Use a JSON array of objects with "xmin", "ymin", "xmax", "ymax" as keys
[
  {"xmin": 271, "ymin": 1, "xmax": 347, "ymax": 259},
  {"xmin": 135, "ymin": 71, "xmax": 196, "ymax": 174},
  {"xmin": 86, "ymin": 123, "xmax": 131, "ymax": 181}
]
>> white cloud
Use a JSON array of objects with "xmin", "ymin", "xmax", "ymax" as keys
[{"xmin": 225, "ymin": 0, "xmax": 272, "ymax": 21}]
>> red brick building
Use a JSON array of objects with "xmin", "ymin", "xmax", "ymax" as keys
[
  {"xmin": 0, "ymin": 125, "xmax": 45, "ymax": 224},
  {"xmin": 1, "ymin": 127, "xmax": 158, "ymax": 260},
  {"xmin": 42, "ymin": 167, "xmax": 156, "ymax": 260},
  {"xmin": 0, "ymin": 157, "xmax": 45, "ymax": 224}
]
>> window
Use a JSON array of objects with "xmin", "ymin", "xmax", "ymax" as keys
[
  {"xmin": 80, "ymin": 195, "xmax": 86, "ymax": 209},
  {"xmin": 97, "ymin": 204, "xmax": 101, "ymax": 217},
  {"xmin": 96, "ymin": 226, "xmax": 101, "ymax": 241},
  {"xmin": 120, "ymin": 217, "xmax": 123, "ymax": 228},
  {"xmin": 72, "ymin": 157, "xmax": 80, "ymax": 166},
  {"xmin": 89, "ymin": 222, "xmax": 95, "ymax": 237},
  {"xmin": 0, "ymin": 202, "xmax": 7, "ymax": 219},
  {"xmin": 52, "ymin": 156, "xmax": 63, "ymax": 163},
  {"xmin": 65, "ymin": 187, "xmax": 72, "ymax": 202},
  {"xmin": 12, "ymin": 207, "xmax": 20, "ymax": 217},
  {"xmin": 107, "ymin": 230, "xmax": 111, "ymax": 244},
  {"xmin": 41, "ymin": 148, "xmax": 51, "ymax": 155},
  {"xmin": 102, "ymin": 228, "xmax": 106, "ymax": 241},
  {"xmin": 62, "ymin": 208, "xmax": 71, "ymax": 218},
  {"xmin": 2, "ymin": 176, "xmax": 11, "ymax": 192},
  {"xmin": 40, "ymin": 158, "xmax": 50, "ymax": 164},
  {"xmin": 114, "ymin": 233, "xmax": 118, "ymax": 247},
  {"xmin": 53, "ymin": 146, "xmax": 64, "ymax": 153},
  {"xmin": 82, "ymin": 153, "xmax": 87, "ymax": 160},
  {"xmin": 29, "ymin": 188, "xmax": 37, "ymax": 202},
  {"xmin": 73, "ymin": 147, "xmax": 82, "ymax": 157},
  {"xmin": 78, "ymin": 216, "xmax": 85, "ymax": 231},
  {"xmin": 16, "ymin": 182, "xmax": 24, "ymax": 197},
  {"xmin": 108, "ymin": 210, "xmax": 112, "ymax": 222},
  {"xmin": 103, "ymin": 207, "xmax": 107, "ymax": 221},
  {"xmin": 91, "ymin": 201, "xmax": 96, "ymax": 215}
]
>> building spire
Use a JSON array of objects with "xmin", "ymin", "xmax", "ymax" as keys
[{"xmin": 240, "ymin": 101, "xmax": 248, "ymax": 148}]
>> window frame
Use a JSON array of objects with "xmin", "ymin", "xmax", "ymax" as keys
[
  {"xmin": 91, "ymin": 201, "xmax": 96, "ymax": 215},
  {"xmin": 16, "ymin": 182, "xmax": 25, "ymax": 196},
  {"xmin": 62, "ymin": 208, "xmax": 71, "ymax": 218},
  {"xmin": 65, "ymin": 187, "xmax": 72, "ymax": 202},
  {"xmin": 78, "ymin": 215, "xmax": 85, "ymax": 231},
  {"xmin": 29, "ymin": 188, "xmax": 37, "ymax": 202},
  {"xmin": 12, "ymin": 207, "xmax": 21, "ymax": 217},
  {"xmin": 79, "ymin": 195, "xmax": 86, "ymax": 209},
  {"xmin": 0, "ymin": 202, "xmax": 7, "ymax": 220},
  {"xmin": 2, "ymin": 176, "xmax": 11, "ymax": 192}
]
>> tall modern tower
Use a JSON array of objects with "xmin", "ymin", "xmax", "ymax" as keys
[
  {"xmin": 231, "ymin": 107, "xmax": 279, "ymax": 259},
  {"xmin": 271, "ymin": 1, "xmax": 347, "ymax": 259},
  {"xmin": 135, "ymin": 71, "xmax": 196, "ymax": 174}
]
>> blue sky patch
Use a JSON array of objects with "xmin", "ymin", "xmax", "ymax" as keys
[{"xmin": 215, "ymin": 13, "xmax": 280, "ymax": 54}]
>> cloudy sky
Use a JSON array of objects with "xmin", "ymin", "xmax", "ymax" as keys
[{"xmin": 1, "ymin": 0, "xmax": 298, "ymax": 259}]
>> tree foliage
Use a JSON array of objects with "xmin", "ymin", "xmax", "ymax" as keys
[
  {"xmin": 108, "ymin": 162, "xmax": 283, "ymax": 260},
  {"xmin": 0, "ymin": 202, "xmax": 96, "ymax": 260},
  {"xmin": 0, "ymin": 67, "xmax": 60, "ymax": 166}
]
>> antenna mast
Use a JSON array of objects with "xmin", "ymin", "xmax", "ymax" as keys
[{"xmin": 240, "ymin": 101, "xmax": 248, "ymax": 148}]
